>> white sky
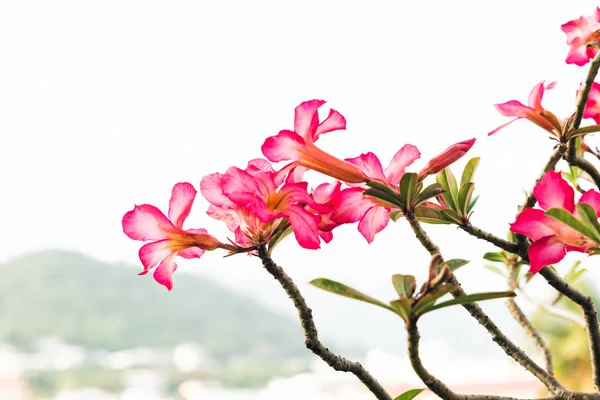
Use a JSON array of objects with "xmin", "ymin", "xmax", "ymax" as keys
[{"xmin": 2, "ymin": 0, "xmax": 600, "ymax": 373}]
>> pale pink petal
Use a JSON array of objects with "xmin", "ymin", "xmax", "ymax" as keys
[
  {"xmin": 562, "ymin": 18, "xmax": 587, "ymax": 43},
  {"xmin": 179, "ymin": 247, "xmax": 206, "ymax": 259},
  {"xmin": 314, "ymin": 108, "xmax": 346, "ymax": 141},
  {"xmin": 566, "ymin": 41, "xmax": 593, "ymax": 66},
  {"xmin": 312, "ymin": 181, "xmax": 341, "ymax": 204},
  {"xmin": 345, "ymin": 152, "xmax": 386, "ymax": 181},
  {"xmin": 488, "ymin": 118, "xmax": 519, "ymax": 136},
  {"xmin": 206, "ymin": 205, "xmax": 242, "ymax": 232},
  {"xmin": 583, "ymin": 82, "xmax": 600, "ymax": 124},
  {"xmin": 246, "ymin": 159, "xmax": 275, "ymax": 175},
  {"xmin": 579, "ymin": 189, "xmax": 600, "ymax": 216},
  {"xmin": 358, "ymin": 205, "xmax": 390, "ymax": 243},
  {"xmin": 261, "ymin": 130, "xmax": 305, "ymax": 162},
  {"xmin": 200, "ymin": 173, "xmax": 236, "ymax": 209},
  {"xmin": 153, "ymin": 253, "xmax": 178, "ymax": 291},
  {"xmin": 494, "ymin": 100, "xmax": 530, "ymax": 117},
  {"xmin": 168, "ymin": 182, "xmax": 197, "ymax": 229},
  {"xmin": 138, "ymin": 239, "xmax": 172, "ymax": 274},
  {"xmin": 534, "ymin": 171, "xmax": 575, "ymax": 212},
  {"xmin": 283, "ymin": 206, "xmax": 321, "ymax": 249},
  {"xmin": 510, "ymin": 208, "xmax": 556, "ymax": 241},
  {"xmin": 332, "ymin": 188, "xmax": 375, "ymax": 223},
  {"xmin": 385, "ymin": 144, "xmax": 421, "ymax": 186},
  {"xmin": 528, "ymin": 81, "xmax": 547, "ymax": 111},
  {"xmin": 122, "ymin": 204, "xmax": 177, "ymax": 241},
  {"xmin": 294, "ymin": 100, "xmax": 325, "ymax": 141},
  {"xmin": 280, "ymin": 181, "xmax": 329, "ymax": 213},
  {"xmin": 528, "ymin": 235, "xmax": 567, "ymax": 274}
]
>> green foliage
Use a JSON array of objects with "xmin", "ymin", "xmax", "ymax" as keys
[{"xmin": 394, "ymin": 388, "xmax": 425, "ymax": 400}]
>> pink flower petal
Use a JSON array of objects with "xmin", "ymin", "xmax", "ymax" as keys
[
  {"xmin": 314, "ymin": 108, "xmax": 346, "ymax": 141},
  {"xmin": 583, "ymin": 82, "xmax": 600, "ymax": 124},
  {"xmin": 294, "ymin": 100, "xmax": 325, "ymax": 141},
  {"xmin": 332, "ymin": 188, "xmax": 374, "ymax": 223},
  {"xmin": 579, "ymin": 189, "xmax": 600, "ymax": 216},
  {"xmin": 345, "ymin": 152, "xmax": 386, "ymax": 182},
  {"xmin": 168, "ymin": 182, "xmax": 197, "ymax": 229},
  {"xmin": 122, "ymin": 204, "xmax": 177, "ymax": 241},
  {"xmin": 510, "ymin": 208, "xmax": 556, "ymax": 241},
  {"xmin": 153, "ymin": 253, "xmax": 178, "ymax": 290},
  {"xmin": 494, "ymin": 100, "xmax": 530, "ymax": 117},
  {"xmin": 528, "ymin": 81, "xmax": 556, "ymax": 111},
  {"xmin": 319, "ymin": 230, "xmax": 333, "ymax": 243},
  {"xmin": 528, "ymin": 235, "xmax": 567, "ymax": 274},
  {"xmin": 385, "ymin": 144, "xmax": 421, "ymax": 186},
  {"xmin": 358, "ymin": 205, "xmax": 390, "ymax": 244},
  {"xmin": 488, "ymin": 118, "xmax": 519, "ymax": 136},
  {"xmin": 138, "ymin": 239, "xmax": 173, "ymax": 274},
  {"xmin": 200, "ymin": 172, "xmax": 236, "ymax": 209},
  {"xmin": 283, "ymin": 206, "xmax": 321, "ymax": 249},
  {"xmin": 179, "ymin": 247, "xmax": 206, "ymax": 259},
  {"xmin": 534, "ymin": 171, "xmax": 575, "ymax": 213},
  {"xmin": 312, "ymin": 181, "xmax": 341, "ymax": 204},
  {"xmin": 261, "ymin": 130, "xmax": 305, "ymax": 162}
]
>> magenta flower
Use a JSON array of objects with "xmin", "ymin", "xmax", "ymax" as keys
[
  {"xmin": 417, "ymin": 138, "xmax": 476, "ymax": 180},
  {"xmin": 200, "ymin": 159, "xmax": 329, "ymax": 250},
  {"xmin": 582, "ymin": 81, "xmax": 600, "ymax": 124},
  {"xmin": 262, "ymin": 100, "xmax": 369, "ymax": 184},
  {"xmin": 488, "ymin": 81, "xmax": 562, "ymax": 138},
  {"xmin": 562, "ymin": 8, "xmax": 600, "ymax": 66},
  {"xmin": 122, "ymin": 182, "xmax": 229, "ymax": 290},
  {"xmin": 332, "ymin": 145, "xmax": 421, "ymax": 243},
  {"xmin": 510, "ymin": 171, "xmax": 600, "ymax": 273}
]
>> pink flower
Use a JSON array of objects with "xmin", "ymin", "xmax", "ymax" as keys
[
  {"xmin": 488, "ymin": 81, "xmax": 563, "ymax": 138},
  {"xmin": 562, "ymin": 8, "xmax": 600, "ymax": 66},
  {"xmin": 583, "ymin": 82, "xmax": 600, "ymax": 124},
  {"xmin": 262, "ymin": 100, "xmax": 369, "ymax": 184},
  {"xmin": 200, "ymin": 159, "xmax": 328, "ymax": 250},
  {"xmin": 417, "ymin": 138, "xmax": 476, "ymax": 180},
  {"xmin": 122, "ymin": 183, "xmax": 228, "ymax": 290},
  {"xmin": 332, "ymin": 145, "xmax": 421, "ymax": 243},
  {"xmin": 310, "ymin": 181, "xmax": 343, "ymax": 244},
  {"xmin": 510, "ymin": 171, "xmax": 600, "ymax": 273}
]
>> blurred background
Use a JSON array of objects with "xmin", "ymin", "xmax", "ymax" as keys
[{"xmin": 2, "ymin": 1, "xmax": 600, "ymax": 398}]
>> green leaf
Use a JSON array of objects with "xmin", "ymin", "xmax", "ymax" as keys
[
  {"xmin": 445, "ymin": 258, "xmax": 470, "ymax": 272},
  {"xmin": 484, "ymin": 264, "xmax": 506, "ymax": 277},
  {"xmin": 399, "ymin": 172, "xmax": 419, "ymax": 208},
  {"xmin": 569, "ymin": 124, "xmax": 600, "ymax": 139},
  {"xmin": 412, "ymin": 284, "xmax": 458, "ymax": 316},
  {"xmin": 394, "ymin": 388, "xmax": 426, "ymax": 400},
  {"xmin": 564, "ymin": 261, "xmax": 586, "ymax": 284},
  {"xmin": 390, "ymin": 299, "xmax": 412, "ymax": 322},
  {"xmin": 545, "ymin": 208, "xmax": 600, "ymax": 243},
  {"xmin": 363, "ymin": 188, "xmax": 403, "ymax": 208},
  {"xmin": 414, "ymin": 183, "xmax": 445, "ymax": 206},
  {"xmin": 467, "ymin": 195, "xmax": 480, "ymax": 214},
  {"xmin": 414, "ymin": 205, "xmax": 452, "ymax": 224},
  {"xmin": 366, "ymin": 181, "xmax": 401, "ymax": 199},
  {"xmin": 460, "ymin": 157, "xmax": 480, "ymax": 187},
  {"xmin": 576, "ymin": 203, "xmax": 600, "ymax": 243},
  {"xmin": 422, "ymin": 291, "xmax": 516, "ymax": 314},
  {"xmin": 389, "ymin": 210, "xmax": 403, "ymax": 222},
  {"xmin": 436, "ymin": 168, "xmax": 458, "ymax": 210},
  {"xmin": 483, "ymin": 252, "xmax": 506, "ymax": 263},
  {"xmin": 310, "ymin": 278, "xmax": 395, "ymax": 313},
  {"xmin": 457, "ymin": 182, "xmax": 475, "ymax": 217},
  {"xmin": 391, "ymin": 274, "xmax": 416, "ymax": 299},
  {"xmin": 441, "ymin": 208, "xmax": 464, "ymax": 225}
]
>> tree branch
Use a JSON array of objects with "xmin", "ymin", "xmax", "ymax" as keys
[
  {"xmin": 459, "ymin": 223, "xmax": 520, "ymax": 254},
  {"xmin": 256, "ymin": 246, "xmax": 393, "ymax": 400},
  {"xmin": 520, "ymin": 144, "xmax": 567, "ymax": 212},
  {"xmin": 404, "ymin": 212, "xmax": 565, "ymax": 393}
]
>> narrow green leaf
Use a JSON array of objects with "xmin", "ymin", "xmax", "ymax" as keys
[
  {"xmin": 414, "ymin": 183, "xmax": 445, "ymax": 206},
  {"xmin": 483, "ymin": 252, "xmax": 506, "ymax": 263},
  {"xmin": 569, "ymin": 124, "xmax": 600, "ymax": 139},
  {"xmin": 390, "ymin": 299, "xmax": 412, "ymax": 322},
  {"xmin": 467, "ymin": 195, "xmax": 480, "ymax": 214},
  {"xmin": 445, "ymin": 258, "xmax": 470, "ymax": 272},
  {"xmin": 366, "ymin": 181, "xmax": 401, "ymax": 198},
  {"xmin": 460, "ymin": 157, "xmax": 480, "ymax": 187},
  {"xmin": 484, "ymin": 264, "xmax": 506, "ymax": 277},
  {"xmin": 436, "ymin": 168, "xmax": 459, "ymax": 210},
  {"xmin": 363, "ymin": 188, "xmax": 403, "ymax": 208},
  {"xmin": 394, "ymin": 388, "xmax": 426, "ymax": 400},
  {"xmin": 457, "ymin": 182, "xmax": 475, "ymax": 217},
  {"xmin": 414, "ymin": 205, "xmax": 452, "ymax": 224},
  {"xmin": 389, "ymin": 210, "xmax": 403, "ymax": 222},
  {"xmin": 546, "ymin": 208, "xmax": 600, "ymax": 243},
  {"xmin": 576, "ymin": 203, "xmax": 600, "ymax": 244},
  {"xmin": 399, "ymin": 172, "xmax": 419, "ymax": 208},
  {"xmin": 391, "ymin": 274, "xmax": 416, "ymax": 299},
  {"xmin": 412, "ymin": 284, "xmax": 458, "ymax": 316},
  {"xmin": 422, "ymin": 291, "xmax": 516, "ymax": 314},
  {"xmin": 310, "ymin": 278, "xmax": 395, "ymax": 312},
  {"xmin": 441, "ymin": 208, "xmax": 464, "ymax": 225}
]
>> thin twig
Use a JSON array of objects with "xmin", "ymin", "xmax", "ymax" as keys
[
  {"xmin": 539, "ymin": 266, "xmax": 600, "ymax": 390},
  {"xmin": 517, "ymin": 289, "xmax": 586, "ymax": 327},
  {"xmin": 404, "ymin": 212, "xmax": 565, "ymax": 394},
  {"xmin": 459, "ymin": 223, "xmax": 520, "ymax": 254},
  {"xmin": 506, "ymin": 263, "xmax": 553, "ymax": 375},
  {"xmin": 256, "ymin": 246, "xmax": 393, "ymax": 400}
]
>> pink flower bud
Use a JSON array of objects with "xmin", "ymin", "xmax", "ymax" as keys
[{"xmin": 417, "ymin": 138, "xmax": 476, "ymax": 180}]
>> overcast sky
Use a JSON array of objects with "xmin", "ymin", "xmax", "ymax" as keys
[{"xmin": 2, "ymin": 0, "xmax": 600, "ymax": 377}]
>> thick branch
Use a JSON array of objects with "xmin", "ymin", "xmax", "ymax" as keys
[
  {"xmin": 257, "ymin": 246, "xmax": 392, "ymax": 400},
  {"xmin": 506, "ymin": 263, "xmax": 553, "ymax": 375},
  {"xmin": 539, "ymin": 266, "xmax": 600, "ymax": 390},
  {"xmin": 404, "ymin": 212, "xmax": 565, "ymax": 393}
]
